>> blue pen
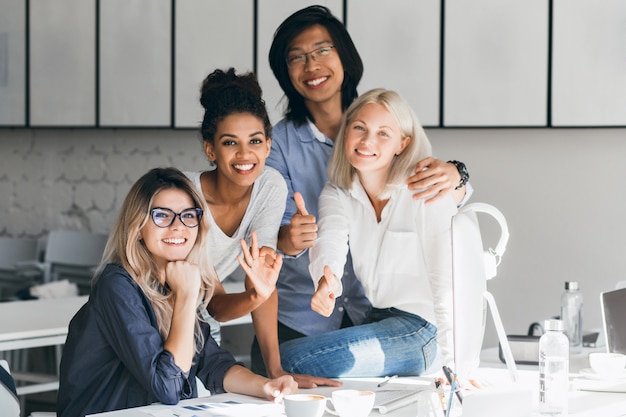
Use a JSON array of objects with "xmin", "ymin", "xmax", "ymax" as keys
[
  {"xmin": 445, "ymin": 379, "xmax": 456, "ymax": 417},
  {"xmin": 442, "ymin": 365, "xmax": 464, "ymax": 404}
]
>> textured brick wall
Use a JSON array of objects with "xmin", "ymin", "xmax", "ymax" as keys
[{"xmin": 0, "ymin": 129, "xmax": 208, "ymax": 238}]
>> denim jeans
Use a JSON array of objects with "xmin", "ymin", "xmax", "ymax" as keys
[
  {"xmin": 250, "ymin": 312, "xmax": 355, "ymax": 376},
  {"xmin": 279, "ymin": 307, "xmax": 438, "ymax": 377}
]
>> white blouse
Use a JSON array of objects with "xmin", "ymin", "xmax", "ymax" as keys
[{"xmin": 309, "ymin": 178, "xmax": 458, "ymax": 362}]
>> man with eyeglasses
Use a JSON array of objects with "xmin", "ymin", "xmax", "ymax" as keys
[{"xmin": 250, "ymin": 5, "xmax": 472, "ymax": 382}]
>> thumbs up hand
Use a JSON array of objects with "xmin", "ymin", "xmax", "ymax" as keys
[
  {"xmin": 280, "ymin": 192, "xmax": 318, "ymax": 255},
  {"xmin": 294, "ymin": 191, "xmax": 309, "ymax": 216},
  {"xmin": 311, "ymin": 266, "xmax": 340, "ymax": 317}
]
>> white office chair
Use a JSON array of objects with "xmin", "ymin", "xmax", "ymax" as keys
[
  {"xmin": 0, "ymin": 237, "xmax": 40, "ymax": 299},
  {"xmin": 0, "ymin": 360, "xmax": 20, "ymax": 417},
  {"xmin": 16, "ymin": 230, "xmax": 108, "ymax": 295},
  {"xmin": 1, "ymin": 360, "xmax": 55, "ymax": 417},
  {"xmin": 451, "ymin": 202, "xmax": 518, "ymax": 382}
]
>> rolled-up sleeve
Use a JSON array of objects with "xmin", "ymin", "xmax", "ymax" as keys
[
  {"xmin": 194, "ymin": 322, "xmax": 239, "ymax": 394},
  {"xmin": 309, "ymin": 182, "xmax": 349, "ymax": 295},
  {"xmin": 92, "ymin": 271, "xmax": 192, "ymax": 405}
]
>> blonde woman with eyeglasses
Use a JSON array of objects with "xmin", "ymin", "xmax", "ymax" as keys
[{"xmin": 57, "ymin": 167, "xmax": 296, "ymax": 417}]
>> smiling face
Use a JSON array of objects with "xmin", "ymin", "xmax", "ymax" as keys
[
  {"xmin": 287, "ymin": 24, "xmax": 344, "ymax": 110},
  {"xmin": 140, "ymin": 188, "xmax": 199, "ymax": 271},
  {"xmin": 204, "ymin": 112, "xmax": 271, "ymax": 188},
  {"xmin": 344, "ymin": 103, "xmax": 410, "ymax": 176}
]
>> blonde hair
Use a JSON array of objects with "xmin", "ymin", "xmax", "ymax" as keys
[
  {"xmin": 327, "ymin": 88, "xmax": 432, "ymax": 198},
  {"xmin": 94, "ymin": 167, "xmax": 217, "ymax": 353}
]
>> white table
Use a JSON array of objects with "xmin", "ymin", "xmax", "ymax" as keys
[
  {"xmin": 0, "ymin": 295, "xmax": 88, "ymax": 395},
  {"xmin": 478, "ymin": 346, "xmax": 626, "ymax": 416},
  {"xmin": 87, "ymin": 365, "xmax": 626, "ymax": 417},
  {"xmin": 88, "ymin": 377, "xmax": 430, "ymax": 417}
]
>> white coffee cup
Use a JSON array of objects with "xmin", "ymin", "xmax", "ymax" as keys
[
  {"xmin": 589, "ymin": 352, "xmax": 626, "ymax": 378},
  {"xmin": 326, "ymin": 389, "xmax": 375, "ymax": 417},
  {"xmin": 283, "ymin": 394, "xmax": 327, "ymax": 417}
]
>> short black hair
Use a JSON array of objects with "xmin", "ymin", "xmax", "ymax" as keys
[
  {"xmin": 199, "ymin": 68, "xmax": 271, "ymax": 144},
  {"xmin": 268, "ymin": 5, "xmax": 363, "ymax": 125}
]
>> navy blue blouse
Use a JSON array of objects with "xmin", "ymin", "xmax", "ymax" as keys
[{"xmin": 57, "ymin": 263, "xmax": 238, "ymax": 417}]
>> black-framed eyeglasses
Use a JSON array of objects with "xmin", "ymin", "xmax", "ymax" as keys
[
  {"xmin": 286, "ymin": 45, "xmax": 335, "ymax": 67},
  {"xmin": 149, "ymin": 207, "xmax": 203, "ymax": 228}
]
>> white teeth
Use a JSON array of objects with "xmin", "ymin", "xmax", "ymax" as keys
[
  {"xmin": 356, "ymin": 149, "xmax": 375, "ymax": 156},
  {"xmin": 307, "ymin": 77, "xmax": 327, "ymax": 86},
  {"xmin": 163, "ymin": 238, "xmax": 185, "ymax": 244},
  {"xmin": 234, "ymin": 164, "xmax": 254, "ymax": 171}
]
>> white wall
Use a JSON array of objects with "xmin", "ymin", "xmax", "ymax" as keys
[
  {"xmin": 426, "ymin": 127, "xmax": 626, "ymax": 346},
  {"xmin": 1, "ymin": 127, "xmax": 624, "ymax": 346}
]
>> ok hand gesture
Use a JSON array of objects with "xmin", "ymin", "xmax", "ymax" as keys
[{"xmin": 237, "ymin": 231, "xmax": 283, "ymax": 301}]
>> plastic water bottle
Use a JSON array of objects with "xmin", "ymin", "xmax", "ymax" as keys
[
  {"xmin": 561, "ymin": 281, "xmax": 583, "ymax": 354},
  {"xmin": 539, "ymin": 319, "xmax": 569, "ymax": 416}
]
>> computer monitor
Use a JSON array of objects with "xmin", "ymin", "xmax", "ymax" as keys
[
  {"xmin": 601, "ymin": 286, "xmax": 626, "ymax": 354},
  {"xmin": 451, "ymin": 203, "xmax": 517, "ymax": 382}
]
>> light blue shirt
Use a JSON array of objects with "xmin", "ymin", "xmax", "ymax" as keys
[{"xmin": 266, "ymin": 118, "xmax": 371, "ymax": 336}]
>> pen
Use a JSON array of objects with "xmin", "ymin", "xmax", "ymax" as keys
[
  {"xmin": 442, "ymin": 366, "xmax": 463, "ymax": 404},
  {"xmin": 445, "ymin": 379, "xmax": 456, "ymax": 417},
  {"xmin": 377, "ymin": 374, "xmax": 398, "ymax": 387}
]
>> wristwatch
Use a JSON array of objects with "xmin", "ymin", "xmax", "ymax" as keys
[{"xmin": 447, "ymin": 160, "xmax": 469, "ymax": 190}]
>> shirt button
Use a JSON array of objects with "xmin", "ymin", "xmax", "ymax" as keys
[
  {"xmin": 338, "ymin": 307, "xmax": 344, "ymax": 312},
  {"xmin": 344, "ymin": 297, "xmax": 349, "ymax": 303}
]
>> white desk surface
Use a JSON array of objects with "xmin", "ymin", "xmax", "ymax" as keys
[
  {"xmin": 88, "ymin": 377, "xmax": 432, "ymax": 417},
  {"xmin": 87, "ymin": 362, "xmax": 626, "ymax": 417},
  {"xmin": 0, "ymin": 295, "xmax": 88, "ymax": 351},
  {"xmin": 0, "ymin": 295, "xmax": 88, "ymax": 395}
]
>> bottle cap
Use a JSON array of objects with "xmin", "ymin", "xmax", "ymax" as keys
[
  {"xmin": 565, "ymin": 281, "xmax": 579, "ymax": 291},
  {"xmin": 544, "ymin": 319, "xmax": 564, "ymax": 331}
]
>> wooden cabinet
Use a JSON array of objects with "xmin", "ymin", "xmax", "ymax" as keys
[
  {"xmin": 551, "ymin": 0, "xmax": 626, "ymax": 126},
  {"xmin": 1, "ymin": 0, "xmax": 623, "ymax": 128},
  {"xmin": 443, "ymin": 0, "xmax": 549, "ymax": 126},
  {"xmin": 0, "ymin": 0, "xmax": 26, "ymax": 126},
  {"xmin": 30, "ymin": 0, "xmax": 96, "ymax": 126},
  {"xmin": 174, "ymin": 0, "xmax": 254, "ymax": 128},
  {"xmin": 99, "ymin": 0, "xmax": 171, "ymax": 127},
  {"xmin": 348, "ymin": 0, "xmax": 441, "ymax": 127}
]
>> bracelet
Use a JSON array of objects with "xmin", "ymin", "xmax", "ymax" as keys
[{"xmin": 447, "ymin": 160, "xmax": 469, "ymax": 190}]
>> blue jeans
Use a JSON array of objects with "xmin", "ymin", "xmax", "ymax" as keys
[{"xmin": 279, "ymin": 307, "xmax": 438, "ymax": 377}]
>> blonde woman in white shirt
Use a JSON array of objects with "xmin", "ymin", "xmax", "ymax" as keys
[{"xmin": 279, "ymin": 88, "xmax": 458, "ymax": 377}]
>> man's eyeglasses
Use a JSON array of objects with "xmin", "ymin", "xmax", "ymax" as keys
[
  {"xmin": 149, "ymin": 207, "xmax": 203, "ymax": 228},
  {"xmin": 286, "ymin": 45, "xmax": 335, "ymax": 67}
]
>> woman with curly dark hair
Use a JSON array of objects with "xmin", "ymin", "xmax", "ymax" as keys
[{"xmin": 184, "ymin": 68, "xmax": 333, "ymax": 388}]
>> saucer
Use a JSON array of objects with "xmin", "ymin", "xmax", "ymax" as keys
[{"xmin": 579, "ymin": 368, "xmax": 626, "ymax": 380}]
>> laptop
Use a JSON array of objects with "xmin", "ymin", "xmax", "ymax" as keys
[{"xmin": 600, "ymin": 287, "xmax": 626, "ymax": 354}]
